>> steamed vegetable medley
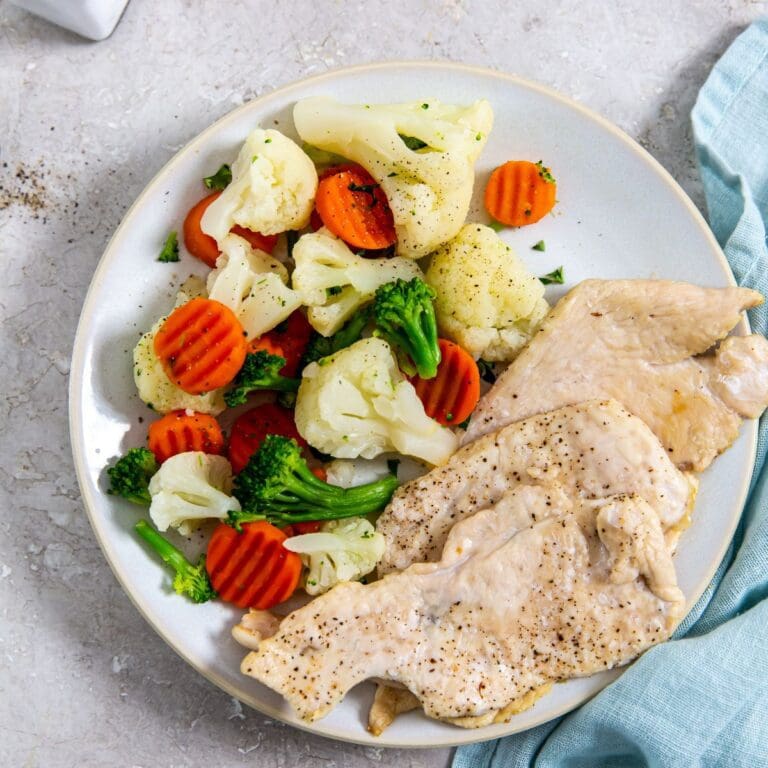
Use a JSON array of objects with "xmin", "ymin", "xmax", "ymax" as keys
[{"xmin": 108, "ymin": 96, "xmax": 562, "ymax": 610}]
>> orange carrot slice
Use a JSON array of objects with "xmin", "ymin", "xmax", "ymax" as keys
[
  {"xmin": 206, "ymin": 521, "xmax": 302, "ymax": 609},
  {"xmin": 147, "ymin": 410, "xmax": 224, "ymax": 463},
  {"xmin": 183, "ymin": 192, "xmax": 222, "ymax": 267},
  {"xmin": 315, "ymin": 164, "xmax": 397, "ymax": 249},
  {"xmin": 227, "ymin": 403, "xmax": 308, "ymax": 475},
  {"xmin": 154, "ymin": 297, "xmax": 247, "ymax": 395},
  {"xmin": 230, "ymin": 225, "xmax": 279, "ymax": 255},
  {"xmin": 248, "ymin": 311, "xmax": 314, "ymax": 378},
  {"xmin": 484, "ymin": 160, "xmax": 557, "ymax": 227},
  {"xmin": 310, "ymin": 466, "xmax": 327, "ymax": 482},
  {"xmin": 282, "ymin": 520, "xmax": 323, "ymax": 538},
  {"xmin": 183, "ymin": 192, "xmax": 279, "ymax": 268},
  {"xmin": 410, "ymin": 338, "xmax": 480, "ymax": 426}
]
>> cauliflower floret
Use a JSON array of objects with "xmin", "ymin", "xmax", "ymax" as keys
[
  {"xmin": 292, "ymin": 228, "xmax": 422, "ymax": 336},
  {"xmin": 207, "ymin": 233, "xmax": 301, "ymax": 339},
  {"xmin": 295, "ymin": 337, "xmax": 458, "ymax": 464},
  {"xmin": 426, "ymin": 223, "xmax": 550, "ymax": 361},
  {"xmin": 283, "ymin": 517, "xmax": 385, "ymax": 595},
  {"xmin": 200, "ymin": 128, "xmax": 317, "ymax": 243},
  {"xmin": 148, "ymin": 452, "xmax": 240, "ymax": 534},
  {"xmin": 175, "ymin": 274, "xmax": 208, "ymax": 303},
  {"xmin": 133, "ymin": 281, "xmax": 225, "ymax": 415},
  {"xmin": 293, "ymin": 97, "xmax": 493, "ymax": 259}
]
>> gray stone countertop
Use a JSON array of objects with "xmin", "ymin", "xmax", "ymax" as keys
[{"xmin": 1, "ymin": 0, "xmax": 765, "ymax": 765}]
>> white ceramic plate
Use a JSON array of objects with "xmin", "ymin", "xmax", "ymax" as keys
[{"xmin": 69, "ymin": 62, "xmax": 756, "ymax": 748}]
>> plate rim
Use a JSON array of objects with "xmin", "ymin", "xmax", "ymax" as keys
[{"xmin": 68, "ymin": 60, "xmax": 757, "ymax": 749}]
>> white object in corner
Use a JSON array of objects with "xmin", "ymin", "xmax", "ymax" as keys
[{"xmin": 10, "ymin": 0, "xmax": 130, "ymax": 41}]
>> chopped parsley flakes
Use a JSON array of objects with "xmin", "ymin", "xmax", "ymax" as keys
[
  {"xmin": 157, "ymin": 231, "xmax": 179, "ymax": 262},
  {"xmin": 399, "ymin": 134, "xmax": 428, "ymax": 151},
  {"xmin": 539, "ymin": 266, "xmax": 565, "ymax": 285},
  {"xmin": 203, "ymin": 163, "xmax": 232, "ymax": 191},
  {"xmin": 535, "ymin": 160, "xmax": 556, "ymax": 184}
]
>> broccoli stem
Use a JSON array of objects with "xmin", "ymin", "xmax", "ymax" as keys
[
  {"xmin": 134, "ymin": 520, "xmax": 216, "ymax": 603},
  {"xmin": 236, "ymin": 473, "xmax": 399, "ymax": 523},
  {"xmin": 231, "ymin": 435, "xmax": 400, "ymax": 529},
  {"xmin": 135, "ymin": 520, "xmax": 190, "ymax": 573},
  {"xmin": 232, "ymin": 505, "xmax": 384, "ymax": 527},
  {"xmin": 334, "ymin": 306, "xmax": 372, "ymax": 349},
  {"xmin": 399, "ymin": 297, "xmax": 440, "ymax": 378},
  {"xmin": 387, "ymin": 308, "xmax": 440, "ymax": 378},
  {"xmin": 301, "ymin": 304, "xmax": 373, "ymax": 369},
  {"xmin": 231, "ymin": 474, "xmax": 398, "ymax": 528},
  {"xmin": 271, "ymin": 377, "xmax": 301, "ymax": 391},
  {"xmin": 281, "ymin": 465, "xmax": 399, "ymax": 511}
]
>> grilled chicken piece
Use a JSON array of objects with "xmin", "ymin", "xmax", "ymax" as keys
[
  {"xmin": 231, "ymin": 610, "xmax": 281, "ymax": 651},
  {"xmin": 377, "ymin": 399, "xmax": 695, "ymax": 574},
  {"xmin": 463, "ymin": 280, "xmax": 767, "ymax": 472},
  {"xmin": 368, "ymin": 685, "xmax": 421, "ymax": 736},
  {"xmin": 240, "ymin": 485, "xmax": 685, "ymax": 725}
]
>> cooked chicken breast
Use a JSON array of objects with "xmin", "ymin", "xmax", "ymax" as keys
[
  {"xmin": 368, "ymin": 685, "xmax": 421, "ymax": 736},
  {"xmin": 231, "ymin": 609, "xmax": 281, "ymax": 651},
  {"xmin": 463, "ymin": 280, "xmax": 768, "ymax": 471},
  {"xmin": 377, "ymin": 399, "xmax": 695, "ymax": 574},
  {"xmin": 241, "ymin": 484, "xmax": 685, "ymax": 725}
]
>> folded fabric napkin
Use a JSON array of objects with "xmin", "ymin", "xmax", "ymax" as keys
[{"xmin": 454, "ymin": 19, "xmax": 768, "ymax": 768}]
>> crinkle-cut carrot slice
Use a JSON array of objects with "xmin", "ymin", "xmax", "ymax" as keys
[
  {"xmin": 484, "ymin": 160, "xmax": 557, "ymax": 227},
  {"xmin": 315, "ymin": 164, "xmax": 397, "ymax": 249},
  {"xmin": 154, "ymin": 297, "xmax": 247, "ymax": 395}
]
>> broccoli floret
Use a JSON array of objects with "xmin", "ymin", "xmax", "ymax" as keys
[
  {"xmin": 372, "ymin": 277, "xmax": 441, "ymax": 379},
  {"xmin": 107, "ymin": 448, "xmax": 158, "ymax": 505},
  {"xmin": 292, "ymin": 230, "xmax": 422, "ymax": 336},
  {"xmin": 301, "ymin": 304, "xmax": 373, "ymax": 368},
  {"xmin": 231, "ymin": 435, "xmax": 398, "ymax": 528},
  {"xmin": 225, "ymin": 351, "xmax": 300, "ymax": 407},
  {"xmin": 134, "ymin": 520, "xmax": 216, "ymax": 603}
]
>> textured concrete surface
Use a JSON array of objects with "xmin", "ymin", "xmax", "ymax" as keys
[{"xmin": 0, "ymin": 0, "xmax": 765, "ymax": 766}]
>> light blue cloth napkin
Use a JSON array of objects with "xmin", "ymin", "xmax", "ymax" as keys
[{"xmin": 454, "ymin": 19, "xmax": 768, "ymax": 768}]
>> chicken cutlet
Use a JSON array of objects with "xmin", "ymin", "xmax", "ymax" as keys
[
  {"xmin": 240, "ymin": 484, "xmax": 684, "ymax": 725},
  {"xmin": 377, "ymin": 399, "xmax": 695, "ymax": 574},
  {"xmin": 463, "ymin": 280, "xmax": 768, "ymax": 471}
]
